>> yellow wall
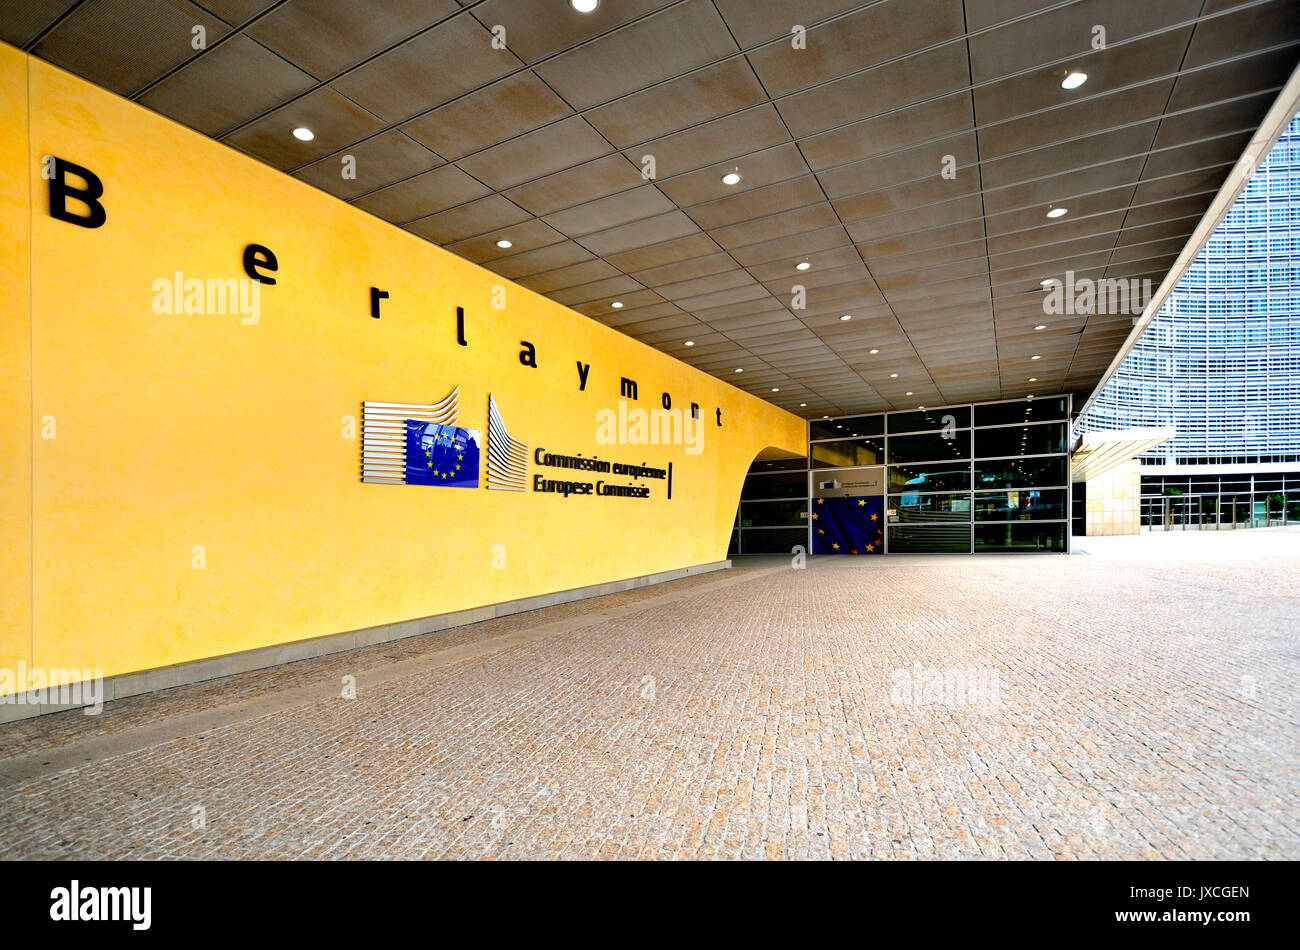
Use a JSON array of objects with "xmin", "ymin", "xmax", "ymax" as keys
[
  {"xmin": 0, "ymin": 46, "xmax": 805, "ymax": 690},
  {"xmin": 0, "ymin": 44, "xmax": 30, "ymax": 681}
]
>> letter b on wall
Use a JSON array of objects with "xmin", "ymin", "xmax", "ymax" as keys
[{"xmin": 47, "ymin": 157, "xmax": 106, "ymax": 228}]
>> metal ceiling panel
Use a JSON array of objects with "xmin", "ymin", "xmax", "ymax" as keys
[
  {"xmin": 294, "ymin": 129, "xmax": 443, "ymax": 201},
  {"xmin": 33, "ymin": 0, "xmax": 230, "ymax": 96},
  {"xmin": 220, "ymin": 85, "xmax": 387, "ymax": 170},
  {"xmin": 245, "ymin": 0, "xmax": 460, "ymax": 80},
  {"xmin": 329, "ymin": 12, "xmax": 521, "ymax": 124},
  {"xmin": 399, "ymin": 70, "xmax": 573, "ymax": 161},
  {"xmin": 138, "ymin": 33, "xmax": 316, "ymax": 136}
]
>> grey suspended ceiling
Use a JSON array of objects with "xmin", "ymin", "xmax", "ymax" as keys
[{"xmin": 7, "ymin": 0, "xmax": 1300, "ymax": 417}]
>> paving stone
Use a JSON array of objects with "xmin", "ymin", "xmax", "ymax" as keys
[{"xmin": 0, "ymin": 529, "xmax": 1297, "ymax": 859}]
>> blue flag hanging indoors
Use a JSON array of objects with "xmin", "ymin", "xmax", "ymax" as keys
[
  {"xmin": 811, "ymin": 495, "xmax": 884, "ymax": 555},
  {"xmin": 404, "ymin": 421, "xmax": 481, "ymax": 488}
]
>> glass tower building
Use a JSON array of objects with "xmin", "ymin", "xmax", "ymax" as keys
[{"xmin": 1076, "ymin": 112, "xmax": 1300, "ymax": 528}]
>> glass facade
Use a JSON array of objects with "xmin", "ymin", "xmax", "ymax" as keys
[
  {"xmin": 1136, "ymin": 471, "xmax": 1300, "ymax": 530},
  {"xmin": 730, "ymin": 395, "xmax": 1071, "ymax": 555},
  {"xmin": 730, "ymin": 457, "xmax": 810, "ymax": 555},
  {"xmin": 1078, "ymin": 111, "xmax": 1300, "ymax": 470}
]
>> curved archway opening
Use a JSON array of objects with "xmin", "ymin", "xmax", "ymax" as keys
[{"xmin": 728, "ymin": 445, "xmax": 809, "ymax": 558}]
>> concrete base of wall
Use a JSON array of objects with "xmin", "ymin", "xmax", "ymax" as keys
[{"xmin": 1, "ymin": 560, "xmax": 731, "ymax": 723}]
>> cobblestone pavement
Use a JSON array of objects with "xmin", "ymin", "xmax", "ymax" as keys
[{"xmin": 1, "ymin": 528, "xmax": 1297, "ymax": 860}]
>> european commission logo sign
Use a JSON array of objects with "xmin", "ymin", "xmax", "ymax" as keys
[
  {"xmin": 361, "ymin": 387, "xmax": 527, "ymax": 491},
  {"xmin": 405, "ymin": 421, "xmax": 478, "ymax": 487}
]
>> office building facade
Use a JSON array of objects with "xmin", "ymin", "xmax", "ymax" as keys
[{"xmin": 1078, "ymin": 113, "xmax": 1300, "ymax": 529}]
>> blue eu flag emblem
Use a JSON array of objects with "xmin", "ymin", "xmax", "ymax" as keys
[
  {"xmin": 404, "ymin": 421, "xmax": 480, "ymax": 488},
  {"xmin": 811, "ymin": 495, "xmax": 884, "ymax": 554}
]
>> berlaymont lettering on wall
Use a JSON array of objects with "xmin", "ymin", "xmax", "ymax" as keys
[{"xmin": 43, "ymin": 153, "xmax": 732, "ymax": 504}]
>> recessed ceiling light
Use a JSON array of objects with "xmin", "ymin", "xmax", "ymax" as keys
[
  {"xmin": 1027, "ymin": 394, "xmax": 1035, "ymax": 400},
  {"xmin": 868, "ymin": 348, "xmax": 879, "ymax": 354},
  {"xmin": 570, "ymin": 0, "xmax": 599, "ymax": 12},
  {"xmin": 721, "ymin": 169, "xmax": 742, "ymax": 186},
  {"xmin": 684, "ymin": 340, "xmax": 694, "ymax": 347},
  {"xmin": 1028, "ymin": 377, "xmax": 1038, "ymax": 382},
  {"xmin": 796, "ymin": 261, "xmax": 811, "ymax": 271},
  {"xmin": 905, "ymin": 391, "xmax": 913, "ymax": 396},
  {"xmin": 735, "ymin": 367, "xmax": 743, "ymax": 373},
  {"xmin": 496, "ymin": 239, "xmax": 512, "ymax": 249},
  {"xmin": 1040, "ymin": 278, "xmax": 1054, "ymax": 288},
  {"xmin": 840, "ymin": 314, "xmax": 852, "ymax": 321},
  {"xmin": 918, "ymin": 405, "xmax": 925, "ymax": 410},
  {"xmin": 292, "ymin": 127, "xmax": 314, "ymax": 141},
  {"xmin": 823, "ymin": 415, "xmax": 830, "ymax": 419},
  {"xmin": 1034, "ymin": 324, "xmax": 1047, "ymax": 330},
  {"xmin": 771, "ymin": 387, "xmax": 780, "ymax": 392},
  {"xmin": 1061, "ymin": 71, "xmax": 1088, "ymax": 90},
  {"xmin": 889, "ymin": 373, "xmax": 898, "ymax": 378},
  {"xmin": 611, "ymin": 301, "xmax": 623, "ymax": 309},
  {"xmin": 1046, "ymin": 206, "xmax": 1068, "ymax": 218},
  {"xmin": 1031, "ymin": 354, "xmax": 1041, "ymax": 360}
]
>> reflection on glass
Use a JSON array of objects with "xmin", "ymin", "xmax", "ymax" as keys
[
  {"xmin": 741, "ymin": 471, "xmax": 806, "ymax": 500},
  {"xmin": 741, "ymin": 499, "xmax": 808, "ymax": 527},
  {"xmin": 888, "ymin": 461, "xmax": 972, "ymax": 493},
  {"xmin": 975, "ymin": 455, "xmax": 1067, "ymax": 489},
  {"xmin": 975, "ymin": 422, "xmax": 1067, "ymax": 459},
  {"xmin": 974, "ymin": 522, "xmax": 1067, "ymax": 552},
  {"xmin": 888, "ymin": 492, "xmax": 971, "ymax": 523},
  {"xmin": 973, "ymin": 489, "xmax": 1066, "ymax": 521},
  {"xmin": 887, "ymin": 406, "xmax": 971, "ymax": 434},
  {"xmin": 888, "ymin": 524, "xmax": 972, "ymax": 553},
  {"xmin": 974, "ymin": 397, "xmax": 1068, "ymax": 426},
  {"xmin": 810, "ymin": 415, "xmax": 884, "ymax": 441},
  {"xmin": 812, "ymin": 438, "xmax": 884, "ymax": 468},
  {"xmin": 887, "ymin": 430, "xmax": 971, "ymax": 464},
  {"xmin": 738, "ymin": 527, "xmax": 806, "ymax": 555},
  {"xmin": 749, "ymin": 456, "xmax": 809, "ymax": 473}
]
